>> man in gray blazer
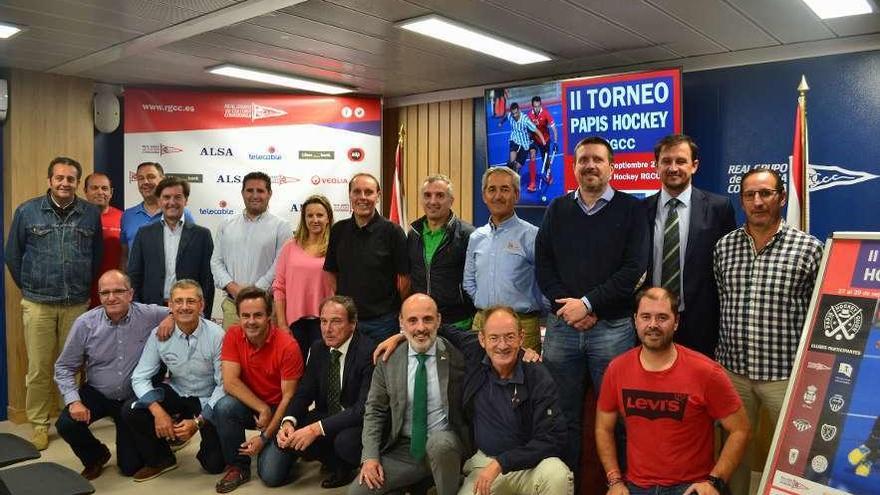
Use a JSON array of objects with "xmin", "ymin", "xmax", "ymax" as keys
[{"xmin": 350, "ymin": 293, "xmax": 468, "ymax": 495}]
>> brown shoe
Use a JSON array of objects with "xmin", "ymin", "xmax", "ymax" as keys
[
  {"xmin": 133, "ymin": 457, "xmax": 177, "ymax": 482},
  {"xmin": 81, "ymin": 445, "xmax": 112, "ymax": 481},
  {"xmin": 215, "ymin": 466, "xmax": 250, "ymax": 493}
]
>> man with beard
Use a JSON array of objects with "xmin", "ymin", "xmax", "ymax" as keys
[
  {"xmin": 596, "ymin": 287, "xmax": 749, "ymax": 495},
  {"xmin": 120, "ymin": 162, "xmax": 194, "ymax": 267},
  {"xmin": 350, "ymin": 294, "xmax": 467, "ymax": 495},
  {"xmin": 210, "ymin": 171, "xmax": 290, "ymax": 329},
  {"xmin": 536, "ymin": 136, "xmax": 648, "ymax": 469}
]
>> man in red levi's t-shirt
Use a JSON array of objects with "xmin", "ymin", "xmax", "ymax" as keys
[
  {"xmin": 597, "ymin": 287, "xmax": 749, "ymax": 495},
  {"xmin": 213, "ymin": 286, "xmax": 304, "ymax": 493}
]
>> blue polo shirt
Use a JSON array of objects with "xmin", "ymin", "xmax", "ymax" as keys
[
  {"xmin": 473, "ymin": 358, "xmax": 526, "ymax": 457},
  {"xmin": 120, "ymin": 202, "xmax": 195, "ymax": 249}
]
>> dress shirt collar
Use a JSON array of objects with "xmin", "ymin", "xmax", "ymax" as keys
[
  {"xmin": 333, "ymin": 334, "xmax": 353, "ymax": 356},
  {"xmin": 353, "ymin": 209, "xmax": 382, "ymax": 232},
  {"xmin": 161, "ymin": 215, "xmax": 185, "ymax": 229},
  {"xmin": 243, "ymin": 211, "xmax": 267, "ymax": 222},
  {"xmin": 407, "ymin": 340, "xmax": 437, "ymax": 358},
  {"xmin": 572, "ymin": 185, "xmax": 615, "ymax": 207},
  {"xmin": 489, "ymin": 213, "xmax": 519, "ymax": 231},
  {"xmin": 174, "ymin": 319, "xmax": 204, "ymax": 340},
  {"xmin": 102, "ymin": 305, "xmax": 133, "ymax": 325},
  {"xmin": 741, "ymin": 219, "xmax": 787, "ymax": 253},
  {"xmin": 660, "ymin": 184, "xmax": 692, "ymax": 209}
]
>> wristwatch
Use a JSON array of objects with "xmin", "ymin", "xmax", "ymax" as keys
[
  {"xmin": 707, "ymin": 475, "xmax": 727, "ymax": 492},
  {"xmin": 194, "ymin": 416, "xmax": 204, "ymax": 430}
]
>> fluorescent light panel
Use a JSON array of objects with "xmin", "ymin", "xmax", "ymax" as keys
[
  {"xmin": 207, "ymin": 64, "xmax": 354, "ymax": 95},
  {"xmin": 802, "ymin": 0, "xmax": 873, "ymax": 18},
  {"xmin": 397, "ymin": 15, "xmax": 550, "ymax": 65},
  {"xmin": 0, "ymin": 22, "xmax": 23, "ymax": 39}
]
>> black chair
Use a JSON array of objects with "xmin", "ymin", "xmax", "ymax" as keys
[
  {"xmin": 0, "ymin": 434, "xmax": 39, "ymax": 468},
  {"xmin": 0, "ymin": 462, "xmax": 94, "ymax": 495}
]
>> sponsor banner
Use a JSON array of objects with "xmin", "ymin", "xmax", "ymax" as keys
[
  {"xmin": 125, "ymin": 88, "xmax": 381, "ymax": 134},
  {"xmin": 760, "ymin": 234, "xmax": 880, "ymax": 495},
  {"xmin": 482, "ymin": 68, "xmax": 681, "ymax": 207},
  {"xmin": 124, "ymin": 89, "xmax": 382, "ymax": 315}
]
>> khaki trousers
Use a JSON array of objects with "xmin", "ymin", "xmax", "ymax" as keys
[
  {"xmin": 459, "ymin": 450, "xmax": 573, "ymax": 495},
  {"xmin": 21, "ymin": 299, "xmax": 88, "ymax": 429}
]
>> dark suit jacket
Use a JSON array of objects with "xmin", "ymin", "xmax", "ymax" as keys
[
  {"xmin": 360, "ymin": 336, "xmax": 469, "ymax": 462},
  {"xmin": 127, "ymin": 220, "xmax": 214, "ymax": 317},
  {"xmin": 283, "ymin": 333, "xmax": 376, "ymax": 436},
  {"xmin": 645, "ymin": 186, "xmax": 736, "ymax": 356}
]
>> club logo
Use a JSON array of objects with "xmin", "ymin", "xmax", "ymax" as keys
[
  {"xmin": 802, "ymin": 385, "xmax": 817, "ymax": 406},
  {"xmin": 792, "ymin": 419, "xmax": 812, "ymax": 432},
  {"xmin": 788, "ymin": 448, "xmax": 800, "ymax": 465},
  {"xmin": 811, "ymin": 455, "xmax": 828, "ymax": 474},
  {"xmin": 828, "ymin": 394, "xmax": 845, "ymax": 413},
  {"xmin": 809, "ymin": 164, "xmax": 880, "ymax": 192},
  {"xmin": 823, "ymin": 302, "xmax": 863, "ymax": 341},
  {"xmin": 270, "ymin": 175, "xmax": 300, "ymax": 185},
  {"xmin": 838, "ymin": 363, "xmax": 854, "ymax": 378},
  {"xmin": 140, "ymin": 144, "xmax": 182, "ymax": 155},
  {"xmin": 820, "ymin": 424, "xmax": 837, "ymax": 441},
  {"xmin": 806, "ymin": 361, "xmax": 831, "ymax": 371},
  {"xmin": 775, "ymin": 473, "xmax": 809, "ymax": 490},
  {"xmin": 223, "ymin": 102, "xmax": 287, "ymax": 121},
  {"xmin": 310, "ymin": 175, "xmax": 348, "ymax": 186}
]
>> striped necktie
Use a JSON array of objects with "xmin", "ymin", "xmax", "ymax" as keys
[{"xmin": 661, "ymin": 198, "xmax": 681, "ymax": 298}]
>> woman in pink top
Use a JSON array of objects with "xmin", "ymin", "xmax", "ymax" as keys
[{"xmin": 273, "ymin": 194, "xmax": 334, "ymax": 354}]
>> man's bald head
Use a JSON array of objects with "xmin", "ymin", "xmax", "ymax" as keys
[{"xmin": 399, "ymin": 293, "xmax": 440, "ymax": 353}]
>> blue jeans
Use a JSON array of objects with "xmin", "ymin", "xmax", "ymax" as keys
[
  {"xmin": 627, "ymin": 481, "xmax": 693, "ymax": 495},
  {"xmin": 542, "ymin": 314, "xmax": 635, "ymax": 469},
  {"xmin": 356, "ymin": 311, "xmax": 399, "ymax": 342},
  {"xmin": 213, "ymin": 395, "xmax": 276, "ymax": 478}
]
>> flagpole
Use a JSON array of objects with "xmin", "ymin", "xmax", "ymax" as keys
[{"xmin": 798, "ymin": 76, "xmax": 810, "ymax": 233}]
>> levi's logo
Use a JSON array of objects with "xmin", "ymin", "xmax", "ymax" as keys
[{"xmin": 622, "ymin": 389, "xmax": 688, "ymax": 420}]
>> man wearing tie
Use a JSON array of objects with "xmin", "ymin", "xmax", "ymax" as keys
[
  {"xmin": 268, "ymin": 296, "xmax": 376, "ymax": 488},
  {"xmin": 645, "ymin": 134, "xmax": 736, "ymax": 357},
  {"xmin": 350, "ymin": 293, "xmax": 468, "ymax": 495}
]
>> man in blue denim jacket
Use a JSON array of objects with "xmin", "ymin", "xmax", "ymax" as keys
[{"xmin": 5, "ymin": 156, "xmax": 103, "ymax": 450}]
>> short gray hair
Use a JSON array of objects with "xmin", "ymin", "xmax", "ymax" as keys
[
  {"xmin": 481, "ymin": 166, "xmax": 520, "ymax": 195},
  {"xmin": 421, "ymin": 174, "xmax": 454, "ymax": 198}
]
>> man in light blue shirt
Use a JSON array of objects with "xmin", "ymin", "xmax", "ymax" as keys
[
  {"xmin": 464, "ymin": 166, "xmax": 544, "ymax": 352},
  {"xmin": 210, "ymin": 171, "xmax": 290, "ymax": 329},
  {"xmin": 121, "ymin": 279, "xmax": 226, "ymax": 482}
]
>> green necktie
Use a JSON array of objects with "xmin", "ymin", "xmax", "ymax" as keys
[
  {"xmin": 661, "ymin": 198, "xmax": 681, "ymax": 298},
  {"xmin": 328, "ymin": 349, "xmax": 342, "ymax": 414},
  {"xmin": 410, "ymin": 353, "xmax": 428, "ymax": 461}
]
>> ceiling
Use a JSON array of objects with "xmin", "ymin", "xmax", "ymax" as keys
[{"xmin": 2, "ymin": 0, "xmax": 880, "ymax": 101}]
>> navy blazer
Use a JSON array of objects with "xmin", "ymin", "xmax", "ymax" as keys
[
  {"xmin": 127, "ymin": 220, "xmax": 214, "ymax": 317},
  {"xmin": 284, "ymin": 333, "xmax": 376, "ymax": 436},
  {"xmin": 645, "ymin": 186, "xmax": 736, "ymax": 356}
]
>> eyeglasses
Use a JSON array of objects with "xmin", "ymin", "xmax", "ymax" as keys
[
  {"xmin": 740, "ymin": 189, "xmax": 780, "ymax": 201},
  {"xmin": 98, "ymin": 289, "xmax": 129, "ymax": 297},
  {"xmin": 485, "ymin": 334, "xmax": 519, "ymax": 345}
]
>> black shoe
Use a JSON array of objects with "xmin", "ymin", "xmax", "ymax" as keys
[{"xmin": 321, "ymin": 467, "xmax": 357, "ymax": 489}]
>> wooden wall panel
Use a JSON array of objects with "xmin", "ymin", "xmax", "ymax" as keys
[
  {"xmin": 3, "ymin": 69, "xmax": 95, "ymax": 423},
  {"xmin": 383, "ymin": 98, "xmax": 475, "ymax": 225}
]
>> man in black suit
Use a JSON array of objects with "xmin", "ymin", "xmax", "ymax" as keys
[
  {"xmin": 128, "ymin": 176, "xmax": 214, "ymax": 317},
  {"xmin": 645, "ymin": 134, "xmax": 736, "ymax": 356},
  {"xmin": 265, "ymin": 295, "xmax": 375, "ymax": 488}
]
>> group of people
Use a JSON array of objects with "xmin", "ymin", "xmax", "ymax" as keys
[{"xmin": 3, "ymin": 130, "xmax": 824, "ymax": 495}]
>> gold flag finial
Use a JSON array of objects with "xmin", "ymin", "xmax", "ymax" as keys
[
  {"xmin": 798, "ymin": 75, "xmax": 810, "ymax": 93},
  {"xmin": 398, "ymin": 124, "xmax": 406, "ymax": 143}
]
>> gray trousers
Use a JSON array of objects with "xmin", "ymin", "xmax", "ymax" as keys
[{"xmin": 348, "ymin": 430, "xmax": 462, "ymax": 495}]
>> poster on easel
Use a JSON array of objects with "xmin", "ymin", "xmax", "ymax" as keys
[{"xmin": 760, "ymin": 232, "xmax": 880, "ymax": 495}]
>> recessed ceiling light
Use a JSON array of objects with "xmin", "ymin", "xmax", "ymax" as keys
[
  {"xmin": 802, "ymin": 0, "xmax": 873, "ymax": 19},
  {"xmin": 396, "ymin": 15, "xmax": 551, "ymax": 65},
  {"xmin": 0, "ymin": 22, "xmax": 24, "ymax": 39},
  {"xmin": 207, "ymin": 64, "xmax": 354, "ymax": 95}
]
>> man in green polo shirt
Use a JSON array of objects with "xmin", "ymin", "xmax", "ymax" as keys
[{"xmin": 406, "ymin": 174, "xmax": 475, "ymax": 329}]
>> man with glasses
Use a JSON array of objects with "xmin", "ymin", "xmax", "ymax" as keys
[
  {"xmin": 54, "ymin": 270, "xmax": 171, "ymax": 480},
  {"xmin": 713, "ymin": 168, "xmax": 823, "ymax": 495}
]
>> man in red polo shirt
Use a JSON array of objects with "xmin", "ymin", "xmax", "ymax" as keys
[{"xmin": 213, "ymin": 286, "xmax": 303, "ymax": 493}]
